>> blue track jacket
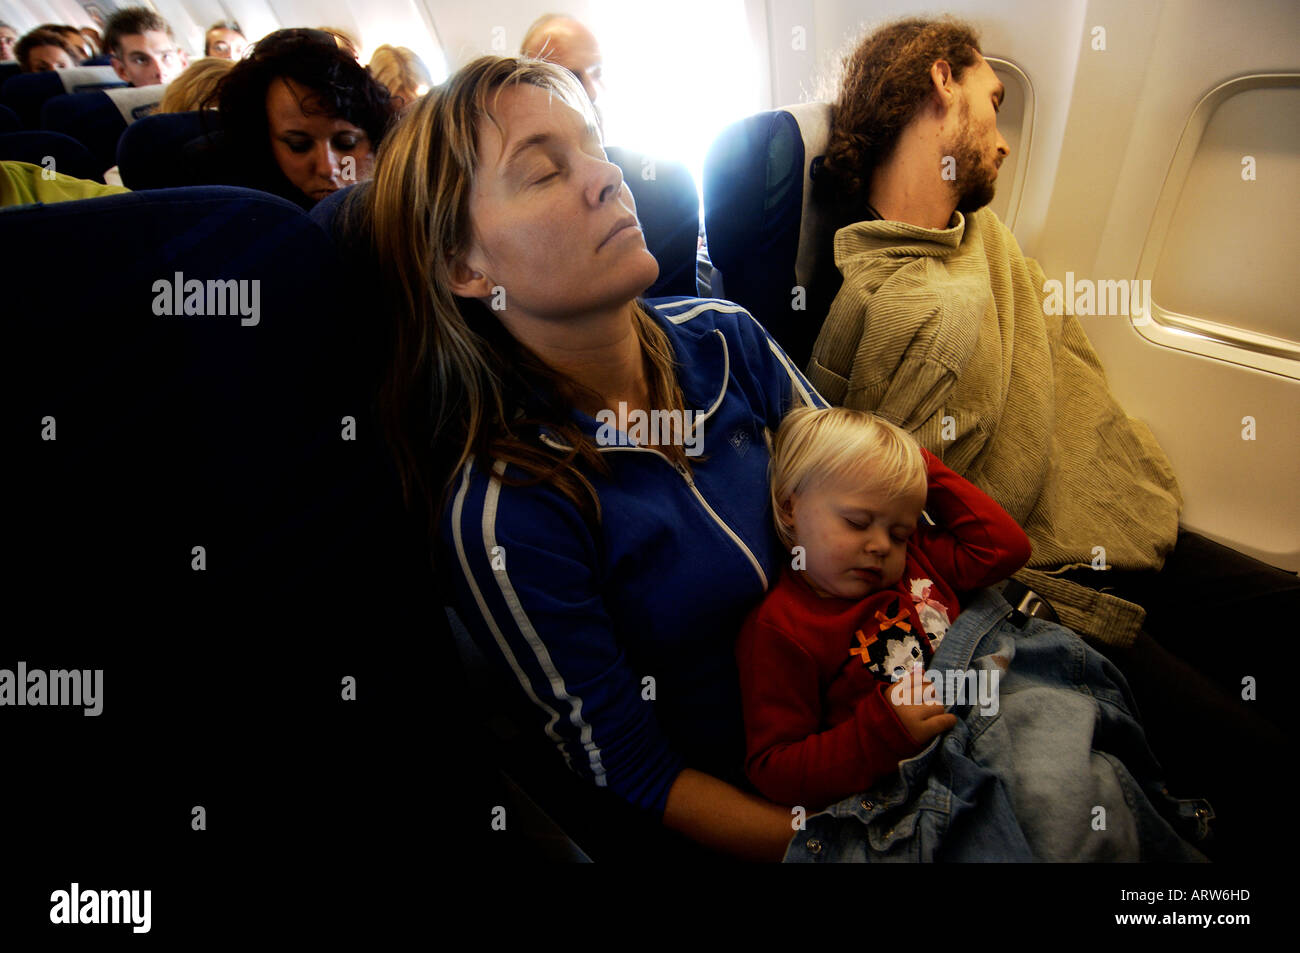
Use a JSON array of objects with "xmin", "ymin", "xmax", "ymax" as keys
[{"xmin": 442, "ymin": 298, "xmax": 824, "ymax": 816}]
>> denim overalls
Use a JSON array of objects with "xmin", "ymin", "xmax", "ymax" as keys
[{"xmin": 784, "ymin": 589, "xmax": 1211, "ymax": 862}]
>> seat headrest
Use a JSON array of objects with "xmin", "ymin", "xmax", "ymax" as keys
[
  {"xmin": 703, "ymin": 103, "xmax": 838, "ymax": 369},
  {"xmin": 4, "ymin": 185, "xmax": 419, "ymax": 589},
  {"xmin": 56, "ymin": 66, "xmax": 127, "ymax": 95},
  {"xmin": 606, "ymin": 146, "xmax": 700, "ymax": 298},
  {"xmin": 104, "ymin": 85, "xmax": 164, "ymax": 124},
  {"xmin": 781, "ymin": 102, "xmax": 833, "ymax": 290},
  {"xmin": 40, "ymin": 90, "xmax": 143, "ymax": 172},
  {"xmin": 117, "ymin": 110, "xmax": 222, "ymax": 189},
  {"xmin": 0, "ymin": 130, "xmax": 102, "ymax": 182}
]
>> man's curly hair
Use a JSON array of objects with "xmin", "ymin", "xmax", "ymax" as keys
[{"xmin": 818, "ymin": 17, "xmax": 982, "ymax": 209}]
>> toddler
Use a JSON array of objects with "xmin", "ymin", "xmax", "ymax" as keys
[{"xmin": 736, "ymin": 406, "xmax": 1032, "ymax": 810}]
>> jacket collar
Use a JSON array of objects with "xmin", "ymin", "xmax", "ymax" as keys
[
  {"xmin": 536, "ymin": 300, "xmax": 731, "ymax": 452},
  {"xmin": 833, "ymin": 209, "xmax": 969, "ymax": 267}
]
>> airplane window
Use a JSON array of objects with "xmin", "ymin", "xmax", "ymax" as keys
[
  {"xmin": 1148, "ymin": 80, "xmax": 1299, "ymax": 356},
  {"xmin": 590, "ymin": 0, "xmax": 761, "ymax": 197},
  {"xmin": 985, "ymin": 58, "xmax": 1034, "ymax": 234}
]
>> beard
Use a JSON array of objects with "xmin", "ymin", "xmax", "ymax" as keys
[{"xmin": 947, "ymin": 102, "xmax": 998, "ymax": 213}]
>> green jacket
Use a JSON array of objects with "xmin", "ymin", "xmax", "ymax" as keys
[
  {"xmin": 807, "ymin": 207, "xmax": 1181, "ymax": 647},
  {"xmin": 1, "ymin": 160, "xmax": 128, "ymax": 209}
]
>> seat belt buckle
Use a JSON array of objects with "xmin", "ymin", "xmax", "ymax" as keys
[{"xmin": 994, "ymin": 579, "xmax": 1060, "ymax": 627}]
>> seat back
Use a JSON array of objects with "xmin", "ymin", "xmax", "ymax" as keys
[
  {"xmin": 0, "ymin": 103, "xmax": 19, "ymax": 133},
  {"xmin": 1, "ymin": 185, "xmax": 522, "ymax": 853},
  {"xmin": 117, "ymin": 110, "xmax": 224, "ymax": 189},
  {"xmin": 0, "ymin": 67, "xmax": 124, "ymax": 129},
  {"xmin": 42, "ymin": 85, "xmax": 163, "ymax": 172},
  {"xmin": 607, "ymin": 146, "xmax": 701, "ymax": 298},
  {"xmin": 4, "ymin": 185, "xmax": 425, "ymax": 597},
  {"xmin": 702, "ymin": 103, "xmax": 840, "ymax": 369},
  {"xmin": 0, "ymin": 130, "xmax": 102, "ymax": 182}
]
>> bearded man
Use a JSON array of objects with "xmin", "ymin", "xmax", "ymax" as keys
[{"xmin": 807, "ymin": 16, "xmax": 1296, "ymax": 861}]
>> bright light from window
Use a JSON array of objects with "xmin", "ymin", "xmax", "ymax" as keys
[{"xmin": 590, "ymin": 0, "xmax": 760, "ymax": 202}]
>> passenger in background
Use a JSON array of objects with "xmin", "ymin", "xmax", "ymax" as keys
[
  {"xmin": 38, "ymin": 24, "xmax": 94, "ymax": 61},
  {"xmin": 368, "ymin": 45, "xmax": 432, "ymax": 111},
  {"xmin": 1, "ymin": 159, "xmax": 128, "ymax": 207},
  {"xmin": 215, "ymin": 30, "xmax": 393, "ymax": 209},
  {"xmin": 318, "ymin": 27, "xmax": 360, "ymax": 60},
  {"xmin": 80, "ymin": 27, "xmax": 103, "ymax": 57},
  {"xmin": 808, "ymin": 15, "xmax": 1295, "ymax": 860},
  {"xmin": 520, "ymin": 13, "xmax": 604, "ymax": 108},
  {"xmin": 160, "ymin": 57, "xmax": 235, "ymax": 113},
  {"xmin": 103, "ymin": 7, "xmax": 187, "ymax": 87},
  {"xmin": 351, "ymin": 55, "xmax": 817, "ymax": 862},
  {"xmin": 14, "ymin": 28, "xmax": 80, "ymax": 72},
  {"xmin": 204, "ymin": 21, "xmax": 246, "ymax": 61},
  {"xmin": 0, "ymin": 23, "xmax": 18, "ymax": 62}
]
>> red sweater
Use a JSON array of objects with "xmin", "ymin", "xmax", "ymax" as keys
[{"xmin": 736, "ymin": 449, "xmax": 1031, "ymax": 810}]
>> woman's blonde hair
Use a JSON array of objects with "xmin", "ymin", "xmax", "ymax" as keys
[
  {"xmin": 770, "ymin": 406, "xmax": 927, "ymax": 549},
  {"xmin": 348, "ymin": 55, "xmax": 684, "ymax": 530},
  {"xmin": 318, "ymin": 26, "xmax": 360, "ymax": 58},
  {"xmin": 158, "ymin": 57, "xmax": 234, "ymax": 113},
  {"xmin": 368, "ymin": 44, "xmax": 433, "ymax": 107}
]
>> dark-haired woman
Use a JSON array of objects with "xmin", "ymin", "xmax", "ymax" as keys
[{"xmin": 215, "ymin": 29, "xmax": 394, "ymax": 208}]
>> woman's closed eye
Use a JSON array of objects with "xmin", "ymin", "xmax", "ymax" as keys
[{"xmin": 529, "ymin": 167, "xmax": 561, "ymax": 186}]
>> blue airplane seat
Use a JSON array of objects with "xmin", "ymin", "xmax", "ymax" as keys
[
  {"xmin": 1, "ymin": 183, "xmax": 521, "ymax": 858},
  {"xmin": 0, "ymin": 66, "xmax": 124, "ymax": 129},
  {"xmin": 702, "ymin": 102, "xmax": 840, "ymax": 370},
  {"xmin": 42, "ymin": 85, "xmax": 163, "ymax": 174},
  {"xmin": 307, "ymin": 181, "xmax": 355, "ymax": 231},
  {"xmin": 606, "ymin": 146, "xmax": 701, "ymax": 298},
  {"xmin": 0, "ymin": 103, "xmax": 18, "ymax": 132},
  {"xmin": 0, "ymin": 130, "xmax": 103, "ymax": 182},
  {"xmin": 82, "ymin": 54, "xmax": 114, "ymax": 66},
  {"xmin": 4, "ymin": 185, "xmax": 423, "ymax": 591},
  {"xmin": 0, "ymin": 62, "xmax": 20, "ymax": 86},
  {"xmin": 117, "ymin": 109, "xmax": 222, "ymax": 189},
  {"xmin": 131, "ymin": 124, "xmax": 317, "ymax": 208}
]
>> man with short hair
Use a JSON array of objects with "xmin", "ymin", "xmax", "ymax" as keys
[
  {"xmin": 0, "ymin": 23, "xmax": 19, "ymax": 62},
  {"xmin": 103, "ymin": 6, "xmax": 186, "ymax": 86},
  {"xmin": 204, "ymin": 20, "xmax": 246, "ymax": 61},
  {"xmin": 520, "ymin": 13, "xmax": 604, "ymax": 105},
  {"xmin": 808, "ymin": 15, "xmax": 1295, "ymax": 861}
]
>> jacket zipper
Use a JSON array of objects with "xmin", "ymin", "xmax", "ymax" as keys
[
  {"xmin": 536, "ymin": 331, "xmax": 769, "ymax": 587},
  {"xmin": 544, "ymin": 435, "xmax": 770, "ymax": 590},
  {"xmin": 668, "ymin": 457, "xmax": 769, "ymax": 590}
]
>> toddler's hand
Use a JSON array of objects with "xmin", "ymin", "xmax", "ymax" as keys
[{"xmin": 888, "ymin": 665, "xmax": 958, "ymax": 745}]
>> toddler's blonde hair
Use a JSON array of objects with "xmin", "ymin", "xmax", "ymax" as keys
[{"xmin": 770, "ymin": 406, "xmax": 926, "ymax": 550}]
